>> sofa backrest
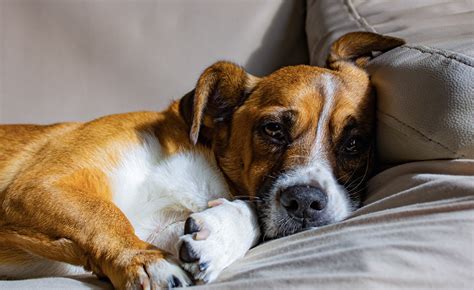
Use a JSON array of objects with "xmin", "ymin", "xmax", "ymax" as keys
[{"xmin": 0, "ymin": 0, "xmax": 308, "ymax": 124}]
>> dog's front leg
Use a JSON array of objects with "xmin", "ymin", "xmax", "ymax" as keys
[
  {"xmin": 177, "ymin": 199, "xmax": 261, "ymax": 283},
  {"xmin": 2, "ymin": 183, "xmax": 190, "ymax": 289}
]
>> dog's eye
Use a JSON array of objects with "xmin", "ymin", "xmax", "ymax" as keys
[
  {"xmin": 262, "ymin": 122, "xmax": 286, "ymax": 143},
  {"xmin": 342, "ymin": 137, "xmax": 361, "ymax": 155}
]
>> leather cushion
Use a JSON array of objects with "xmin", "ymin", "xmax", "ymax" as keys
[{"xmin": 306, "ymin": 0, "xmax": 474, "ymax": 163}]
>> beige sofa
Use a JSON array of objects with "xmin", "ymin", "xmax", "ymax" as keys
[{"xmin": 1, "ymin": 0, "xmax": 473, "ymax": 289}]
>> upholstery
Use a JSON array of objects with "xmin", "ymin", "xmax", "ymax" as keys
[
  {"xmin": 306, "ymin": 0, "xmax": 474, "ymax": 163},
  {"xmin": 0, "ymin": 0, "xmax": 308, "ymax": 124},
  {"xmin": 2, "ymin": 160, "xmax": 473, "ymax": 289},
  {"xmin": 1, "ymin": 0, "xmax": 473, "ymax": 289}
]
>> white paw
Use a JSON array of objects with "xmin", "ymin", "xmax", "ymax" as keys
[{"xmin": 177, "ymin": 199, "xmax": 260, "ymax": 283}]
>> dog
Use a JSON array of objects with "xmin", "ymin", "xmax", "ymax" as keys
[{"xmin": 0, "ymin": 32, "xmax": 404, "ymax": 289}]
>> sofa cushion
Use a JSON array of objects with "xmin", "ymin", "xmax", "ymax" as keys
[
  {"xmin": 306, "ymin": 0, "xmax": 474, "ymax": 163},
  {"xmin": 1, "ymin": 160, "xmax": 472, "ymax": 289}
]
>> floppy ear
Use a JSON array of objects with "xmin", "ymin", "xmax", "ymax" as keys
[
  {"xmin": 179, "ymin": 61, "xmax": 260, "ymax": 145},
  {"xmin": 327, "ymin": 32, "xmax": 405, "ymax": 70}
]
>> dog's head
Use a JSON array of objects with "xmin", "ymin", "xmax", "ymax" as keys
[{"xmin": 180, "ymin": 32, "xmax": 404, "ymax": 238}]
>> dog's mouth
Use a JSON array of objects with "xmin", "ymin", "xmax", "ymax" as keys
[{"xmin": 254, "ymin": 168, "xmax": 354, "ymax": 239}]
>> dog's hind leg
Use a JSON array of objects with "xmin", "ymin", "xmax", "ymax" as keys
[
  {"xmin": 0, "ymin": 228, "xmax": 89, "ymax": 278},
  {"xmin": 1, "ymin": 175, "xmax": 191, "ymax": 289}
]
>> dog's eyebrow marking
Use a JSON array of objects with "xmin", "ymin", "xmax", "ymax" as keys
[{"xmin": 312, "ymin": 74, "xmax": 337, "ymax": 160}]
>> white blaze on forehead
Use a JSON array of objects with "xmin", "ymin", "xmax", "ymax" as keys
[
  {"xmin": 260, "ymin": 73, "xmax": 351, "ymax": 238},
  {"xmin": 313, "ymin": 74, "xmax": 338, "ymax": 160},
  {"xmin": 271, "ymin": 73, "xmax": 345, "ymax": 189}
]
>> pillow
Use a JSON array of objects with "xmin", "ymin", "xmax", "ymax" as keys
[{"xmin": 306, "ymin": 0, "xmax": 474, "ymax": 163}]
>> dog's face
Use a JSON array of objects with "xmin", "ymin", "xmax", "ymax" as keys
[
  {"xmin": 181, "ymin": 32, "xmax": 404, "ymax": 238},
  {"xmin": 219, "ymin": 66, "xmax": 375, "ymax": 238}
]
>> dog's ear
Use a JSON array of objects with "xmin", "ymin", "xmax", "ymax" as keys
[
  {"xmin": 327, "ymin": 32, "xmax": 405, "ymax": 70},
  {"xmin": 179, "ymin": 61, "xmax": 260, "ymax": 145}
]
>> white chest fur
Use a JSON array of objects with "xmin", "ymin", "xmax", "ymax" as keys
[{"xmin": 108, "ymin": 135, "xmax": 231, "ymax": 247}]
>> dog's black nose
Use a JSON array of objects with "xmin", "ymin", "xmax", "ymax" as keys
[{"xmin": 280, "ymin": 185, "xmax": 327, "ymax": 219}]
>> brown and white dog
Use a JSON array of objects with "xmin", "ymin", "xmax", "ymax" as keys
[{"xmin": 0, "ymin": 32, "xmax": 404, "ymax": 289}]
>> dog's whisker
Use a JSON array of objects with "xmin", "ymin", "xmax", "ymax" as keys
[
  {"xmin": 342, "ymin": 146, "xmax": 373, "ymax": 189},
  {"xmin": 348, "ymin": 157, "xmax": 371, "ymax": 193},
  {"xmin": 346, "ymin": 175, "xmax": 364, "ymax": 189},
  {"xmin": 348, "ymin": 187, "xmax": 366, "ymax": 198},
  {"xmin": 232, "ymin": 195, "xmax": 261, "ymax": 200},
  {"xmin": 340, "ymin": 158, "xmax": 362, "ymax": 186},
  {"xmin": 280, "ymin": 219, "xmax": 291, "ymax": 236},
  {"xmin": 265, "ymin": 174, "xmax": 278, "ymax": 180}
]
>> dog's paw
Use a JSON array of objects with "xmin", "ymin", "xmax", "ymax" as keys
[
  {"xmin": 178, "ymin": 217, "xmax": 226, "ymax": 283},
  {"xmin": 177, "ymin": 199, "xmax": 260, "ymax": 283},
  {"xmin": 139, "ymin": 258, "xmax": 191, "ymax": 289},
  {"xmin": 114, "ymin": 250, "xmax": 191, "ymax": 289}
]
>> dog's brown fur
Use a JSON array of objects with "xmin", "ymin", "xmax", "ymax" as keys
[{"xmin": 0, "ymin": 32, "xmax": 404, "ymax": 288}]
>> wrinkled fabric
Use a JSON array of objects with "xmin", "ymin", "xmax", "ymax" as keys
[{"xmin": 2, "ymin": 160, "xmax": 473, "ymax": 289}]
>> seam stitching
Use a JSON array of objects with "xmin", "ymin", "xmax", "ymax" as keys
[
  {"xmin": 378, "ymin": 110, "xmax": 465, "ymax": 157},
  {"xmin": 309, "ymin": 0, "xmax": 371, "ymax": 60},
  {"xmin": 343, "ymin": 0, "xmax": 377, "ymax": 33},
  {"xmin": 399, "ymin": 46, "xmax": 474, "ymax": 67}
]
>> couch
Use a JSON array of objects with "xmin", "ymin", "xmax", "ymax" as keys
[{"xmin": 0, "ymin": 0, "xmax": 472, "ymax": 289}]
